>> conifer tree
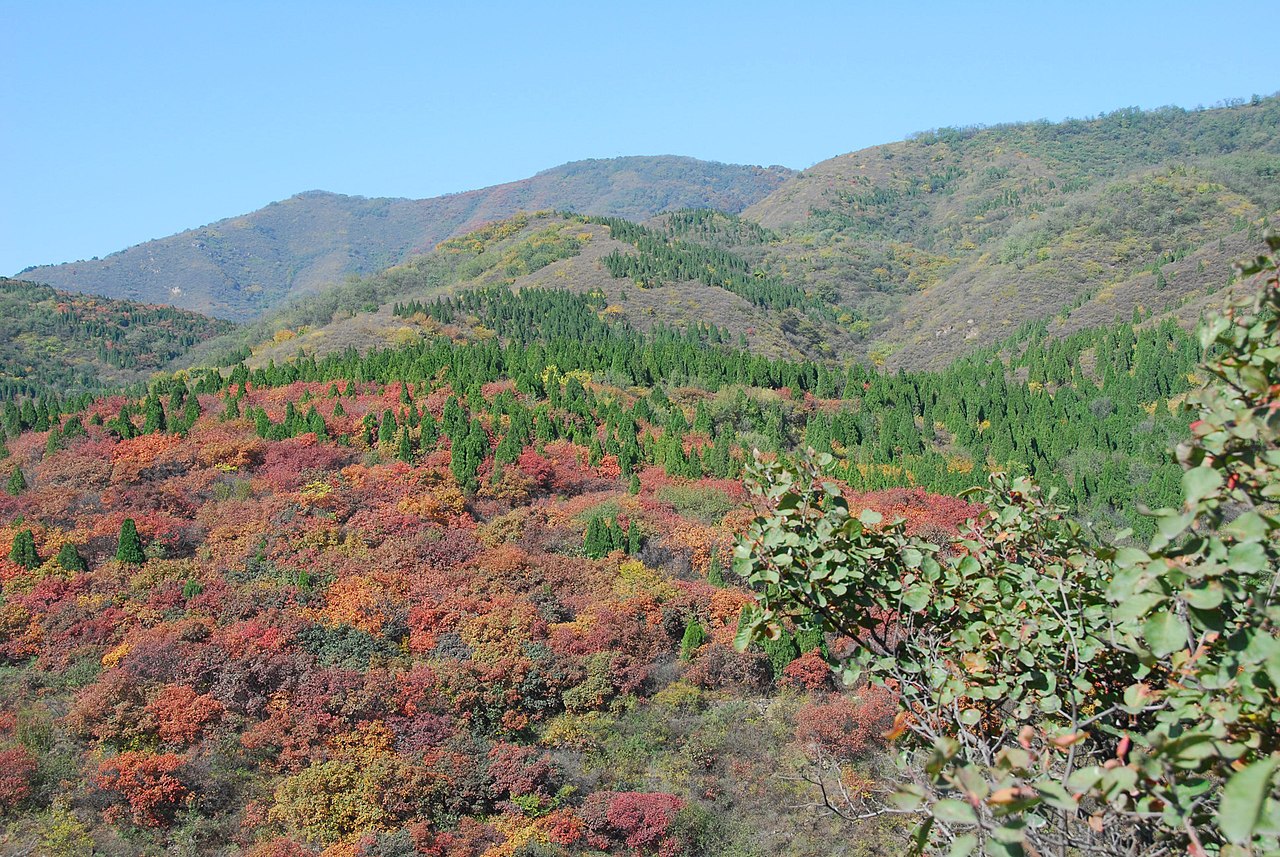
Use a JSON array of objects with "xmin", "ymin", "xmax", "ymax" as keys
[
  {"xmin": 378, "ymin": 409, "xmax": 397, "ymax": 446},
  {"xmin": 9, "ymin": 529, "xmax": 38, "ymax": 570},
  {"xmin": 56, "ymin": 542, "xmax": 87, "ymax": 573},
  {"xmin": 396, "ymin": 427, "xmax": 413, "ymax": 463},
  {"xmin": 680, "ymin": 619, "xmax": 706, "ymax": 661},
  {"xmin": 627, "ymin": 519, "xmax": 643, "ymax": 555},
  {"xmin": 115, "ymin": 518, "xmax": 145, "ymax": 564},
  {"xmin": 45, "ymin": 424, "xmax": 61, "ymax": 456},
  {"xmin": 142, "ymin": 394, "xmax": 167, "ymax": 434},
  {"xmin": 6, "ymin": 466, "xmax": 26, "ymax": 496},
  {"xmin": 607, "ymin": 518, "xmax": 625, "ymax": 552},
  {"xmin": 628, "ymin": 473, "xmax": 641, "ymax": 495}
]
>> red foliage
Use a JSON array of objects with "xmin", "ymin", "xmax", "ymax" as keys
[
  {"xmin": 488, "ymin": 742, "xmax": 560, "ymax": 799},
  {"xmin": 685, "ymin": 643, "xmax": 771, "ymax": 691},
  {"xmin": 780, "ymin": 649, "xmax": 833, "ymax": 692},
  {"xmin": 794, "ymin": 687, "xmax": 898, "ymax": 762},
  {"xmin": 94, "ymin": 751, "xmax": 190, "ymax": 827},
  {"xmin": 0, "ymin": 746, "xmax": 37, "ymax": 811},
  {"xmin": 147, "ymin": 684, "xmax": 224, "ymax": 746},
  {"xmin": 582, "ymin": 790, "xmax": 688, "ymax": 855}
]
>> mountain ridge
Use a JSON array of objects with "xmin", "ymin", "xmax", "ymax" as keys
[{"xmin": 16, "ymin": 156, "xmax": 795, "ymax": 321}]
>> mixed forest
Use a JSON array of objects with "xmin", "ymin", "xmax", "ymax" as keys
[{"xmin": 0, "ymin": 96, "xmax": 1277, "ymax": 856}]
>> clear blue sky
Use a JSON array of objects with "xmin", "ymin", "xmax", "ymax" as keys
[{"xmin": 2, "ymin": 0, "xmax": 1275, "ymax": 275}]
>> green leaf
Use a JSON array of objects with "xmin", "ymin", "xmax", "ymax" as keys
[
  {"xmin": 947, "ymin": 834, "xmax": 978, "ymax": 857},
  {"xmin": 1182, "ymin": 466, "xmax": 1222, "ymax": 506},
  {"xmin": 1219, "ymin": 755, "xmax": 1280, "ymax": 844},
  {"xmin": 932, "ymin": 799, "xmax": 978, "ymax": 825},
  {"xmin": 1223, "ymin": 511, "xmax": 1267, "ymax": 542},
  {"xmin": 858, "ymin": 508, "xmax": 883, "ymax": 527},
  {"xmin": 1143, "ymin": 610, "xmax": 1188, "ymax": 657},
  {"xmin": 902, "ymin": 584, "xmax": 932, "ymax": 612}
]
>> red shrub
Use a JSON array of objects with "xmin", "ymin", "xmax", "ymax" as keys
[
  {"xmin": 147, "ymin": 684, "xmax": 223, "ymax": 746},
  {"xmin": 582, "ymin": 790, "xmax": 688, "ymax": 854},
  {"xmin": 94, "ymin": 751, "xmax": 190, "ymax": 827},
  {"xmin": 780, "ymin": 649, "xmax": 833, "ymax": 692},
  {"xmin": 794, "ymin": 687, "xmax": 898, "ymax": 762},
  {"xmin": 0, "ymin": 746, "xmax": 37, "ymax": 811}
]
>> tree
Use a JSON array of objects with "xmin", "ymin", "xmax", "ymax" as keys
[
  {"xmin": 6, "ymin": 466, "xmax": 25, "ymax": 496},
  {"xmin": 9, "ymin": 529, "xmax": 39, "ymax": 570},
  {"xmin": 680, "ymin": 619, "xmax": 706, "ymax": 661},
  {"xmin": 115, "ymin": 518, "xmax": 145, "ymax": 564},
  {"xmin": 734, "ymin": 238, "xmax": 1280, "ymax": 856},
  {"xmin": 56, "ymin": 542, "xmax": 87, "ymax": 573}
]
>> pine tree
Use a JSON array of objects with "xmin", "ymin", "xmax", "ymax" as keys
[
  {"xmin": 56, "ymin": 542, "xmax": 87, "ymax": 573},
  {"xmin": 45, "ymin": 424, "xmax": 61, "ymax": 456},
  {"xmin": 628, "ymin": 473, "xmax": 641, "ymax": 495},
  {"xmin": 115, "ymin": 518, "xmax": 145, "ymax": 564},
  {"xmin": 706, "ymin": 548, "xmax": 726, "ymax": 587},
  {"xmin": 142, "ymin": 394, "xmax": 167, "ymax": 434},
  {"xmin": 680, "ymin": 619, "xmax": 707, "ymax": 661},
  {"xmin": 396, "ymin": 427, "xmax": 414, "ymax": 463},
  {"xmin": 6, "ymin": 466, "xmax": 26, "ymax": 496},
  {"xmin": 9, "ymin": 529, "xmax": 38, "ymax": 570},
  {"xmin": 626, "ymin": 519, "xmax": 643, "ymax": 555},
  {"xmin": 378, "ymin": 409, "xmax": 397, "ymax": 446},
  {"xmin": 607, "ymin": 518, "xmax": 625, "ymax": 553},
  {"xmin": 584, "ymin": 517, "xmax": 607, "ymax": 559}
]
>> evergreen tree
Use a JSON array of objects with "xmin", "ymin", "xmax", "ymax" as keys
[
  {"xmin": 607, "ymin": 518, "xmax": 625, "ymax": 552},
  {"xmin": 56, "ymin": 542, "xmax": 87, "ymax": 573},
  {"xmin": 626, "ymin": 519, "xmax": 643, "ymax": 555},
  {"xmin": 396, "ymin": 427, "xmax": 414, "ymax": 463},
  {"xmin": 628, "ymin": 473, "xmax": 641, "ymax": 495},
  {"xmin": 115, "ymin": 518, "xmax": 145, "ymax": 564},
  {"xmin": 142, "ymin": 394, "xmax": 167, "ymax": 434},
  {"xmin": 679, "ymin": 619, "xmax": 707, "ymax": 661},
  {"xmin": 706, "ymin": 548, "xmax": 726, "ymax": 587},
  {"xmin": 9, "ymin": 529, "xmax": 38, "ymax": 569},
  {"xmin": 45, "ymin": 424, "xmax": 61, "ymax": 456},
  {"xmin": 378, "ymin": 409, "xmax": 397, "ymax": 445},
  {"xmin": 6, "ymin": 466, "xmax": 26, "ymax": 496}
]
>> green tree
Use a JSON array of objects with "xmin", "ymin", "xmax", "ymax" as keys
[
  {"xmin": 115, "ymin": 518, "xmax": 145, "ymax": 564},
  {"xmin": 9, "ymin": 529, "xmax": 39, "ymax": 569},
  {"xmin": 56, "ymin": 542, "xmax": 87, "ymax": 573},
  {"xmin": 680, "ymin": 619, "xmax": 707, "ymax": 661},
  {"xmin": 6, "ymin": 466, "xmax": 26, "ymax": 496}
]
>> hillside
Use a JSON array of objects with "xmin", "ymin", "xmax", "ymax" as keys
[
  {"xmin": 180, "ymin": 211, "xmax": 863, "ymax": 372},
  {"xmin": 0, "ymin": 278, "xmax": 234, "ymax": 396},
  {"xmin": 1, "ymin": 238, "xmax": 1242, "ymax": 850},
  {"xmin": 742, "ymin": 96, "xmax": 1280, "ymax": 368},
  {"xmin": 14, "ymin": 157, "xmax": 794, "ymax": 321}
]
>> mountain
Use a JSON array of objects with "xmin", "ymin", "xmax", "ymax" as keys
[
  {"xmin": 14, "ymin": 157, "xmax": 794, "ymax": 322},
  {"xmin": 183, "ymin": 99, "xmax": 1280, "ymax": 376},
  {"xmin": 742, "ymin": 96, "xmax": 1280, "ymax": 368},
  {"xmin": 0, "ymin": 278, "xmax": 234, "ymax": 395}
]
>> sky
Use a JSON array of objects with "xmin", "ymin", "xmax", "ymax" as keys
[{"xmin": 2, "ymin": 0, "xmax": 1276, "ymax": 275}]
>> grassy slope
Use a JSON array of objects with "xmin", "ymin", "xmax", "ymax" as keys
[{"xmin": 15, "ymin": 158, "xmax": 794, "ymax": 322}]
